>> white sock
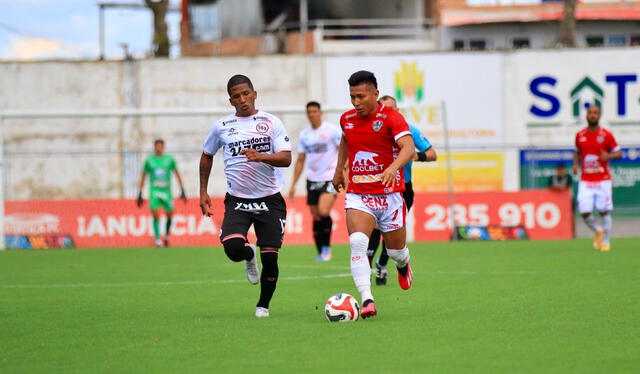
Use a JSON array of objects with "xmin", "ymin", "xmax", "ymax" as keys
[
  {"xmin": 583, "ymin": 214, "xmax": 601, "ymax": 233},
  {"xmin": 601, "ymin": 214, "xmax": 612, "ymax": 244},
  {"xmin": 386, "ymin": 247, "xmax": 410, "ymax": 268},
  {"xmin": 349, "ymin": 232, "xmax": 373, "ymax": 303}
]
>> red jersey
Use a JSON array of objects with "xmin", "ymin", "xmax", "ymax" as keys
[
  {"xmin": 575, "ymin": 126, "xmax": 619, "ymax": 182},
  {"xmin": 340, "ymin": 102, "xmax": 412, "ymax": 194}
]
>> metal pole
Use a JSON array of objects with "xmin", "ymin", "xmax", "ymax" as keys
[
  {"xmin": 0, "ymin": 115, "xmax": 5, "ymax": 249},
  {"xmin": 299, "ymin": 0, "xmax": 308, "ymax": 53},
  {"xmin": 99, "ymin": 4, "xmax": 105, "ymax": 59},
  {"xmin": 441, "ymin": 101, "xmax": 457, "ymax": 240}
]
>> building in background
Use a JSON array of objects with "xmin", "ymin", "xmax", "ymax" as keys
[
  {"xmin": 435, "ymin": 0, "xmax": 640, "ymax": 50},
  {"xmin": 180, "ymin": 0, "xmax": 640, "ymax": 56}
]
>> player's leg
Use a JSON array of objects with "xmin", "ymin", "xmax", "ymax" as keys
[
  {"xmin": 220, "ymin": 196, "xmax": 258, "ymax": 284},
  {"xmin": 316, "ymin": 187, "xmax": 337, "ymax": 260},
  {"xmin": 380, "ymin": 193, "xmax": 412, "ymax": 290},
  {"xmin": 162, "ymin": 198, "xmax": 175, "ymax": 247},
  {"xmin": 596, "ymin": 181, "xmax": 614, "ymax": 251},
  {"xmin": 577, "ymin": 182, "xmax": 602, "ymax": 249},
  {"xmin": 307, "ymin": 182, "xmax": 324, "ymax": 260},
  {"xmin": 150, "ymin": 210, "xmax": 162, "ymax": 248},
  {"xmin": 253, "ymin": 193, "xmax": 287, "ymax": 317},
  {"xmin": 367, "ymin": 228, "xmax": 381, "ymax": 264}
]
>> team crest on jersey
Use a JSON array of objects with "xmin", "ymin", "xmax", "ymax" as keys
[
  {"xmin": 256, "ymin": 122, "xmax": 269, "ymax": 133},
  {"xmin": 372, "ymin": 120, "xmax": 383, "ymax": 131},
  {"xmin": 597, "ymin": 136, "xmax": 604, "ymax": 143}
]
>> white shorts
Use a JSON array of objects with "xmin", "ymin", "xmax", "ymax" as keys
[
  {"xmin": 577, "ymin": 180, "xmax": 613, "ymax": 213},
  {"xmin": 345, "ymin": 192, "xmax": 406, "ymax": 232}
]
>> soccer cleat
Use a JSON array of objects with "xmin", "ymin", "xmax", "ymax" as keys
[
  {"xmin": 397, "ymin": 263, "xmax": 413, "ymax": 290},
  {"xmin": 593, "ymin": 228, "xmax": 604, "ymax": 250},
  {"xmin": 600, "ymin": 244, "xmax": 611, "ymax": 252},
  {"xmin": 255, "ymin": 307, "xmax": 269, "ymax": 318},
  {"xmin": 245, "ymin": 244, "xmax": 260, "ymax": 285},
  {"xmin": 155, "ymin": 239, "xmax": 163, "ymax": 248},
  {"xmin": 164, "ymin": 237, "xmax": 170, "ymax": 248},
  {"xmin": 316, "ymin": 254, "xmax": 324, "ymax": 261},
  {"xmin": 375, "ymin": 266, "xmax": 388, "ymax": 286},
  {"xmin": 321, "ymin": 246, "xmax": 332, "ymax": 261},
  {"xmin": 360, "ymin": 300, "xmax": 377, "ymax": 319}
]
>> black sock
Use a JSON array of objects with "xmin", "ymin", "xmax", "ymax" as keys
[
  {"xmin": 257, "ymin": 251, "xmax": 279, "ymax": 309},
  {"xmin": 165, "ymin": 218, "xmax": 172, "ymax": 238},
  {"xmin": 320, "ymin": 216, "xmax": 333, "ymax": 247},
  {"xmin": 312, "ymin": 220, "xmax": 322, "ymax": 254},
  {"xmin": 397, "ymin": 263, "xmax": 408, "ymax": 277},
  {"xmin": 378, "ymin": 242, "xmax": 389, "ymax": 267},
  {"xmin": 367, "ymin": 229, "xmax": 381, "ymax": 264}
]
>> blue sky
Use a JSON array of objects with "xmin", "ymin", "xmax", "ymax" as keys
[{"xmin": 0, "ymin": 0, "xmax": 181, "ymax": 60}]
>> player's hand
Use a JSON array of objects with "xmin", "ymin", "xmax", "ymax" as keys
[
  {"xmin": 600, "ymin": 151, "xmax": 610, "ymax": 161},
  {"xmin": 240, "ymin": 148, "xmax": 262, "ymax": 162},
  {"xmin": 380, "ymin": 167, "xmax": 398, "ymax": 188},
  {"xmin": 199, "ymin": 192, "xmax": 213, "ymax": 217},
  {"xmin": 136, "ymin": 192, "xmax": 144, "ymax": 208},
  {"xmin": 332, "ymin": 172, "xmax": 345, "ymax": 193},
  {"xmin": 288, "ymin": 186, "xmax": 295, "ymax": 199},
  {"xmin": 180, "ymin": 188, "xmax": 188, "ymax": 204}
]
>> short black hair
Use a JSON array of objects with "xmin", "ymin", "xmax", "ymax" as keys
[
  {"xmin": 227, "ymin": 74, "xmax": 254, "ymax": 95},
  {"xmin": 154, "ymin": 138, "xmax": 164, "ymax": 145},
  {"xmin": 348, "ymin": 70, "xmax": 377, "ymax": 89},
  {"xmin": 306, "ymin": 101, "xmax": 321, "ymax": 110},
  {"xmin": 379, "ymin": 95, "xmax": 396, "ymax": 104}
]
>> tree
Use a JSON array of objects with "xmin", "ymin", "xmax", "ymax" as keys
[
  {"xmin": 559, "ymin": 0, "xmax": 577, "ymax": 47},
  {"xmin": 145, "ymin": 0, "xmax": 170, "ymax": 57}
]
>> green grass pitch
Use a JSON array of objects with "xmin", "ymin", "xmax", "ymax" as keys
[{"xmin": 1, "ymin": 238, "xmax": 639, "ymax": 373}]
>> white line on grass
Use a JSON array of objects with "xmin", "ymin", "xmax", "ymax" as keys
[{"xmin": 0, "ymin": 273, "xmax": 352, "ymax": 289}]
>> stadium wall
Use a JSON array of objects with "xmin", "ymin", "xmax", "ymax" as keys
[{"xmin": 1, "ymin": 48, "xmax": 640, "ymax": 204}]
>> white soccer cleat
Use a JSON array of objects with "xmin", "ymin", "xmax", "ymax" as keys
[
  {"xmin": 155, "ymin": 239, "xmax": 163, "ymax": 248},
  {"xmin": 245, "ymin": 244, "xmax": 260, "ymax": 285},
  {"xmin": 255, "ymin": 307, "xmax": 269, "ymax": 318}
]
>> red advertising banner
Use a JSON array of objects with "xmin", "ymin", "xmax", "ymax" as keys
[
  {"xmin": 4, "ymin": 190, "xmax": 572, "ymax": 249},
  {"xmin": 412, "ymin": 190, "xmax": 573, "ymax": 241}
]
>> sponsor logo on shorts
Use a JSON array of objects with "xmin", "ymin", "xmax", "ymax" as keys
[
  {"xmin": 361, "ymin": 195, "xmax": 389, "ymax": 211},
  {"xmin": 235, "ymin": 202, "xmax": 269, "ymax": 214}
]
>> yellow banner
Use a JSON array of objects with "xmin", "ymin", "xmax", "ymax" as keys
[{"xmin": 412, "ymin": 152, "xmax": 504, "ymax": 192}]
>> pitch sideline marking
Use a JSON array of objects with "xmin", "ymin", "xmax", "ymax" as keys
[{"xmin": 0, "ymin": 273, "xmax": 352, "ymax": 289}]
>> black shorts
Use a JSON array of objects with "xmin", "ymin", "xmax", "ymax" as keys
[
  {"xmin": 306, "ymin": 180, "xmax": 336, "ymax": 205},
  {"xmin": 403, "ymin": 181, "xmax": 415, "ymax": 212},
  {"xmin": 220, "ymin": 193, "xmax": 287, "ymax": 248}
]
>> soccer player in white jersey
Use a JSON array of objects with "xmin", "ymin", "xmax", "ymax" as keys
[
  {"xmin": 199, "ymin": 75, "xmax": 292, "ymax": 318},
  {"xmin": 573, "ymin": 104, "xmax": 621, "ymax": 251},
  {"xmin": 289, "ymin": 102, "xmax": 342, "ymax": 261},
  {"xmin": 332, "ymin": 71, "xmax": 416, "ymax": 319}
]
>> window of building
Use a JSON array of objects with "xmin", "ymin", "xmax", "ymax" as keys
[
  {"xmin": 469, "ymin": 39, "xmax": 487, "ymax": 51},
  {"xmin": 607, "ymin": 35, "xmax": 627, "ymax": 46},
  {"xmin": 513, "ymin": 38, "xmax": 530, "ymax": 49},
  {"xmin": 453, "ymin": 40, "xmax": 465, "ymax": 51},
  {"xmin": 586, "ymin": 35, "xmax": 604, "ymax": 47},
  {"xmin": 190, "ymin": 0, "xmax": 220, "ymax": 43},
  {"xmin": 631, "ymin": 35, "xmax": 640, "ymax": 46}
]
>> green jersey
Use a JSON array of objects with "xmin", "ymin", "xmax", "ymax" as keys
[{"xmin": 144, "ymin": 154, "xmax": 176, "ymax": 193}]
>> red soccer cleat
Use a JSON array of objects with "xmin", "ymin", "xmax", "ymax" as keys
[
  {"xmin": 360, "ymin": 300, "xmax": 377, "ymax": 319},
  {"xmin": 398, "ymin": 263, "xmax": 413, "ymax": 290}
]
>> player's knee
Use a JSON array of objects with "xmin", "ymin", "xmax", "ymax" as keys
[
  {"xmin": 387, "ymin": 247, "xmax": 410, "ymax": 263},
  {"xmin": 349, "ymin": 232, "xmax": 369, "ymax": 254},
  {"xmin": 222, "ymin": 237, "xmax": 247, "ymax": 262}
]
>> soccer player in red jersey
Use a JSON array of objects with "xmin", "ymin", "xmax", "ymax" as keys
[
  {"xmin": 573, "ymin": 104, "xmax": 621, "ymax": 251},
  {"xmin": 332, "ymin": 71, "xmax": 416, "ymax": 319}
]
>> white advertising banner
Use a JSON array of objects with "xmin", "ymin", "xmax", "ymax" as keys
[
  {"xmin": 504, "ymin": 48, "xmax": 640, "ymax": 145},
  {"xmin": 324, "ymin": 53, "xmax": 504, "ymax": 146}
]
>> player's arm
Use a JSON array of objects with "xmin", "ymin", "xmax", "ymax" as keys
[
  {"xmin": 241, "ymin": 149, "xmax": 292, "ymax": 167},
  {"xmin": 288, "ymin": 152, "xmax": 306, "ymax": 198},
  {"xmin": 381, "ymin": 135, "xmax": 415, "ymax": 187},
  {"xmin": 173, "ymin": 168, "xmax": 188, "ymax": 203},
  {"xmin": 572, "ymin": 150, "xmax": 580, "ymax": 175},
  {"xmin": 137, "ymin": 164, "xmax": 147, "ymax": 207},
  {"xmin": 600, "ymin": 149, "xmax": 622, "ymax": 161},
  {"xmin": 332, "ymin": 135, "xmax": 349, "ymax": 192},
  {"xmin": 199, "ymin": 153, "xmax": 214, "ymax": 216}
]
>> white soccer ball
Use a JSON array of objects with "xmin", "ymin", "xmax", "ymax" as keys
[{"xmin": 325, "ymin": 293, "xmax": 360, "ymax": 322}]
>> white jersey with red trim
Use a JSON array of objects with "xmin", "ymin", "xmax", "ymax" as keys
[
  {"xmin": 203, "ymin": 110, "xmax": 291, "ymax": 199},
  {"xmin": 575, "ymin": 126, "xmax": 619, "ymax": 182},
  {"xmin": 340, "ymin": 102, "xmax": 411, "ymax": 195},
  {"xmin": 297, "ymin": 121, "xmax": 342, "ymax": 182}
]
